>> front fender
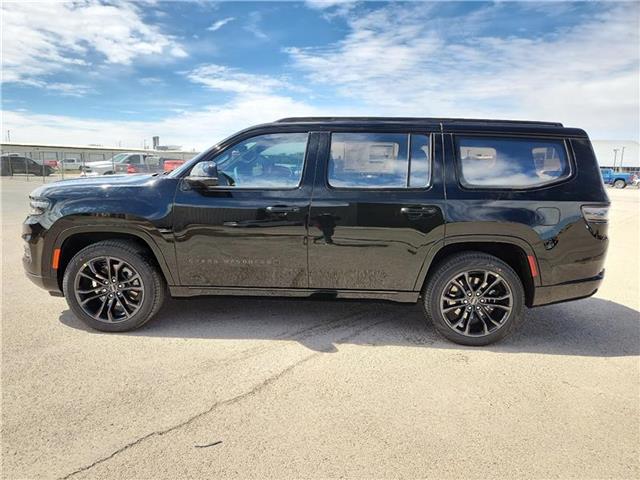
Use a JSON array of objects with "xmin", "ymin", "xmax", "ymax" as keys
[{"xmin": 52, "ymin": 220, "xmax": 177, "ymax": 285}]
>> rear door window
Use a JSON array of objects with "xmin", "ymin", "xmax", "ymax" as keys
[
  {"xmin": 328, "ymin": 133, "xmax": 431, "ymax": 188},
  {"xmin": 10, "ymin": 157, "xmax": 24, "ymax": 170},
  {"xmin": 456, "ymin": 136, "xmax": 570, "ymax": 188}
]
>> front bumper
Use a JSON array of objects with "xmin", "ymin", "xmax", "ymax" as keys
[
  {"xmin": 24, "ymin": 270, "xmax": 62, "ymax": 295},
  {"xmin": 532, "ymin": 270, "xmax": 604, "ymax": 307},
  {"xmin": 22, "ymin": 217, "xmax": 62, "ymax": 296}
]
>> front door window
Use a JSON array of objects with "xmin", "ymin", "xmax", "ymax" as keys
[{"xmin": 191, "ymin": 133, "xmax": 308, "ymax": 188}]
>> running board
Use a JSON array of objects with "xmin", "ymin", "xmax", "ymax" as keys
[{"xmin": 169, "ymin": 286, "xmax": 419, "ymax": 303}]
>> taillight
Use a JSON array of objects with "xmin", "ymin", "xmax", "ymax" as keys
[
  {"xmin": 581, "ymin": 205, "xmax": 609, "ymax": 224},
  {"xmin": 127, "ymin": 164, "xmax": 137, "ymax": 174}
]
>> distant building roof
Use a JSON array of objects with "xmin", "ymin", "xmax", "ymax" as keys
[{"xmin": 0, "ymin": 141, "xmax": 196, "ymax": 155}]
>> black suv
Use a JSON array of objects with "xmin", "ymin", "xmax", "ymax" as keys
[
  {"xmin": 23, "ymin": 118, "xmax": 609, "ymax": 345},
  {"xmin": 2, "ymin": 155, "xmax": 55, "ymax": 176}
]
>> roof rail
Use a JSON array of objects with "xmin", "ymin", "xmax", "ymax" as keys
[{"xmin": 275, "ymin": 116, "xmax": 564, "ymax": 127}]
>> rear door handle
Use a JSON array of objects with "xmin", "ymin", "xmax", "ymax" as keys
[
  {"xmin": 266, "ymin": 205, "xmax": 300, "ymax": 214},
  {"xmin": 400, "ymin": 206, "xmax": 437, "ymax": 215}
]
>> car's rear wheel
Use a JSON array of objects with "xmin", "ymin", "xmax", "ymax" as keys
[
  {"xmin": 63, "ymin": 240, "xmax": 165, "ymax": 332},
  {"xmin": 614, "ymin": 179, "xmax": 626, "ymax": 189},
  {"xmin": 422, "ymin": 252, "xmax": 525, "ymax": 346}
]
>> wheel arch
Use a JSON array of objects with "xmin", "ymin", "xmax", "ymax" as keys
[
  {"xmin": 416, "ymin": 236, "xmax": 538, "ymax": 307},
  {"xmin": 54, "ymin": 227, "xmax": 175, "ymax": 290}
]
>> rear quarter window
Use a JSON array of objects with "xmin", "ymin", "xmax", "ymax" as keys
[{"xmin": 456, "ymin": 136, "xmax": 570, "ymax": 188}]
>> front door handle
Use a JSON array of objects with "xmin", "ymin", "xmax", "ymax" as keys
[
  {"xmin": 400, "ymin": 206, "xmax": 437, "ymax": 215},
  {"xmin": 266, "ymin": 205, "xmax": 300, "ymax": 214}
]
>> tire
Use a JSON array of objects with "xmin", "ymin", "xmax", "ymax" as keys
[
  {"xmin": 614, "ymin": 179, "xmax": 626, "ymax": 189},
  {"xmin": 422, "ymin": 252, "xmax": 525, "ymax": 346},
  {"xmin": 63, "ymin": 240, "xmax": 166, "ymax": 332}
]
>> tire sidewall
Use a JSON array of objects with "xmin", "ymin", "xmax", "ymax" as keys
[
  {"xmin": 63, "ymin": 244, "xmax": 160, "ymax": 332},
  {"xmin": 425, "ymin": 254, "xmax": 525, "ymax": 346}
]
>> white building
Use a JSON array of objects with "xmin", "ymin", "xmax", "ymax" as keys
[{"xmin": 0, "ymin": 142, "xmax": 198, "ymax": 164}]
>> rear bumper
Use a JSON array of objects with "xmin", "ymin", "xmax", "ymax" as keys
[{"xmin": 532, "ymin": 270, "xmax": 604, "ymax": 307}]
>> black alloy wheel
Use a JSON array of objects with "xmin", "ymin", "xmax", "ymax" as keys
[
  {"xmin": 63, "ymin": 240, "xmax": 165, "ymax": 332},
  {"xmin": 422, "ymin": 252, "xmax": 525, "ymax": 346}
]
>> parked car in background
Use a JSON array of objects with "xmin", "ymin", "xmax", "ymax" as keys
[
  {"xmin": 162, "ymin": 158, "xmax": 186, "ymax": 172},
  {"xmin": 114, "ymin": 154, "xmax": 162, "ymax": 175},
  {"xmin": 600, "ymin": 167, "xmax": 637, "ymax": 188},
  {"xmin": 59, "ymin": 158, "xmax": 84, "ymax": 171},
  {"xmin": 82, "ymin": 153, "xmax": 161, "ymax": 175},
  {"xmin": 1, "ymin": 155, "xmax": 55, "ymax": 176},
  {"xmin": 39, "ymin": 159, "xmax": 59, "ymax": 169},
  {"xmin": 23, "ymin": 117, "xmax": 610, "ymax": 346}
]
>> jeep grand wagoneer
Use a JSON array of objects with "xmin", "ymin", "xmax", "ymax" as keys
[{"xmin": 23, "ymin": 117, "xmax": 609, "ymax": 345}]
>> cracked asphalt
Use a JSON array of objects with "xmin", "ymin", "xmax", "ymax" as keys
[{"xmin": 2, "ymin": 178, "xmax": 639, "ymax": 479}]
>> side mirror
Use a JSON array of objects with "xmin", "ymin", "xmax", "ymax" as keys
[
  {"xmin": 201, "ymin": 161, "xmax": 219, "ymax": 178},
  {"xmin": 185, "ymin": 161, "xmax": 219, "ymax": 190}
]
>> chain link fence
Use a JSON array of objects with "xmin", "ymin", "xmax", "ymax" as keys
[{"xmin": 1, "ymin": 150, "xmax": 192, "ymax": 183}]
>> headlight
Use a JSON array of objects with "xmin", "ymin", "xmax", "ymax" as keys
[{"xmin": 29, "ymin": 198, "xmax": 50, "ymax": 215}]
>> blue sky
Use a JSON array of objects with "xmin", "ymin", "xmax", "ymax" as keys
[{"xmin": 2, "ymin": 1, "xmax": 639, "ymax": 150}]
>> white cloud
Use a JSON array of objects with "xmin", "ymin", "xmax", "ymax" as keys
[
  {"xmin": 244, "ymin": 11, "xmax": 268, "ymax": 40},
  {"xmin": 2, "ymin": 93, "xmax": 339, "ymax": 151},
  {"xmin": 45, "ymin": 83, "xmax": 91, "ymax": 97},
  {"xmin": 208, "ymin": 16, "xmax": 235, "ymax": 32},
  {"xmin": 288, "ymin": 3, "xmax": 640, "ymax": 140},
  {"xmin": 304, "ymin": 0, "xmax": 356, "ymax": 18},
  {"xmin": 139, "ymin": 77, "xmax": 166, "ymax": 87},
  {"xmin": 186, "ymin": 64, "xmax": 292, "ymax": 94},
  {"xmin": 1, "ymin": 1, "xmax": 187, "ymax": 87},
  {"xmin": 15, "ymin": 80, "xmax": 93, "ymax": 97},
  {"xmin": 305, "ymin": 0, "xmax": 350, "ymax": 8}
]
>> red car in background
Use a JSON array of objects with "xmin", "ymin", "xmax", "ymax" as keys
[{"xmin": 162, "ymin": 159, "xmax": 186, "ymax": 172}]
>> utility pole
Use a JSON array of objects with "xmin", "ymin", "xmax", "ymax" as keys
[
  {"xmin": 613, "ymin": 148, "xmax": 619, "ymax": 170},
  {"xmin": 6, "ymin": 130, "xmax": 10, "ymax": 142},
  {"xmin": 619, "ymin": 146, "xmax": 625, "ymax": 171}
]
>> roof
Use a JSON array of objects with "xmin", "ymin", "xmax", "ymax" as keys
[
  {"xmin": 276, "ymin": 116, "xmax": 564, "ymax": 127},
  {"xmin": 272, "ymin": 116, "xmax": 588, "ymax": 138}
]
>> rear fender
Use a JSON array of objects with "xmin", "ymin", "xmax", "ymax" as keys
[{"xmin": 414, "ymin": 235, "xmax": 540, "ymax": 290}]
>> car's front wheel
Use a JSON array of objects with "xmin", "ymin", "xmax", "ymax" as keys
[
  {"xmin": 63, "ymin": 240, "xmax": 166, "ymax": 332},
  {"xmin": 613, "ymin": 179, "xmax": 626, "ymax": 189},
  {"xmin": 422, "ymin": 252, "xmax": 525, "ymax": 346}
]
